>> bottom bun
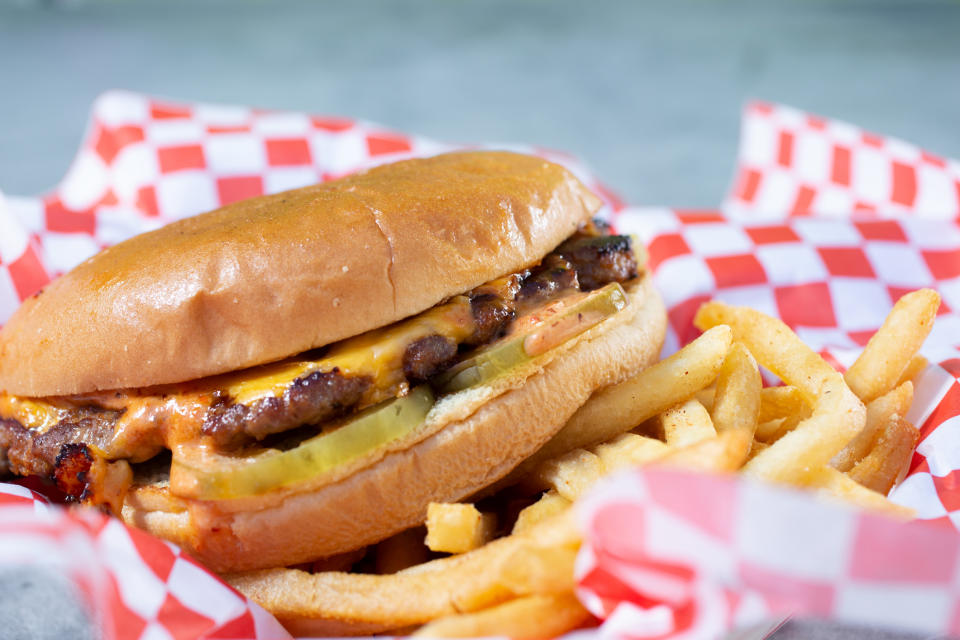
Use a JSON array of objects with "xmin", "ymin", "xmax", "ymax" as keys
[{"xmin": 121, "ymin": 274, "xmax": 666, "ymax": 573}]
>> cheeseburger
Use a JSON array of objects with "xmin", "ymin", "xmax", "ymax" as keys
[{"xmin": 0, "ymin": 151, "xmax": 665, "ymax": 573}]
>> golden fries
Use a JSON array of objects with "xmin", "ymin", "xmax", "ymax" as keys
[
  {"xmin": 831, "ymin": 382, "xmax": 913, "ymax": 473},
  {"xmin": 694, "ymin": 386, "xmax": 715, "ymax": 412},
  {"xmin": 707, "ymin": 384, "xmax": 809, "ymax": 424},
  {"xmin": 710, "ymin": 343, "xmax": 761, "ymax": 436},
  {"xmin": 414, "ymin": 593, "xmax": 589, "ymax": 639},
  {"xmin": 696, "ymin": 303, "xmax": 831, "ymax": 401},
  {"xmin": 807, "ymin": 466, "xmax": 914, "ymax": 519},
  {"xmin": 658, "ymin": 428, "xmax": 753, "ymax": 473},
  {"xmin": 898, "ymin": 354, "xmax": 929, "ymax": 386},
  {"xmin": 527, "ymin": 325, "xmax": 732, "ymax": 467},
  {"xmin": 497, "ymin": 545, "xmax": 578, "ymax": 596},
  {"xmin": 530, "ymin": 433, "xmax": 671, "ymax": 499},
  {"xmin": 531, "ymin": 450, "xmax": 604, "ymax": 501},
  {"xmin": 844, "ymin": 289, "xmax": 939, "ymax": 403},
  {"xmin": 592, "ymin": 432, "xmax": 671, "ymax": 473},
  {"xmin": 748, "ymin": 438, "xmax": 769, "ymax": 460},
  {"xmin": 695, "ymin": 302, "xmax": 866, "ymax": 484},
  {"xmin": 758, "ymin": 385, "xmax": 809, "ymax": 423},
  {"xmin": 848, "ymin": 416, "xmax": 920, "ymax": 494},
  {"xmin": 425, "ymin": 503, "xmax": 496, "ymax": 554},
  {"xmin": 754, "ymin": 415, "xmax": 802, "ymax": 444},
  {"xmin": 660, "ymin": 398, "xmax": 715, "ymax": 447},
  {"xmin": 512, "ymin": 491, "xmax": 571, "ymax": 534}
]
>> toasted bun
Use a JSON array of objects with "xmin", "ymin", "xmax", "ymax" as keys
[
  {"xmin": 0, "ymin": 151, "xmax": 600, "ymax": 396},
  {"xmin": 121, "ymin": 275, "xmax": 666, "ymax": 573}
]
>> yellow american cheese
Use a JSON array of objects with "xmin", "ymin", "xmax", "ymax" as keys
[
  {"xmin": 0, "ymin": 395, "xmax": 73, "ymax": 433},
  {"xmin": 224, "ymin": 296, "xmax": 475, "ymax": 405}
]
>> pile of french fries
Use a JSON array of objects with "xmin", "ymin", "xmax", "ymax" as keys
[{"xmin": 230, "ymin": 289, "xmax": 939, "ymax": 638}]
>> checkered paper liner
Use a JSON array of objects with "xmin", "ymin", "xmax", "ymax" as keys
[
  {"xmin": 575, "ymin": 467, "xmax": 960, "ymax": 638},
  {"xmin": 1, "ymin": 92, "xmax": 960, "ymax": 639},
  {"xmin": 0, "ymin": 483, "xmax": 289, "ymax": 640}
]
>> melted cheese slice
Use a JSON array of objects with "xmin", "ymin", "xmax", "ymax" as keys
[
  {"xmin": 0, "ymin": 295, "xmax": 478, "ymax": 453},
  {"xmin": 0, "ymin": 396, "xmax": 73, "ymax": 433},
  {"xmin": 218, "ymin": 295, "xmax": 475, "ymax": 405}
]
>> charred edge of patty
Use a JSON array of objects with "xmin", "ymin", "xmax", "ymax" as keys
[
  {"xmin": 557, "ymin": 234, "xmax": 638, "ymax": 291},
  {"xmin": 53, "ymin": 443, "xmax": 93, "ymax": 502},
  {"xmin": 517, "ymin": 254, "xmax": 579, "ymax": 304},
  {"xmin": 0, "ymin": 413, "xmax": 116, "ymax": 479},
  {"xmin": 467, "ymin": 294, "xmax": 516, "ymax": 346},
  {"xmin": 201, "ymin": 369, "xmax": 373, "ymax": 449},
  {"xmin": 403, "ymin": 335, "xmax": 459, "ymax": 384}
]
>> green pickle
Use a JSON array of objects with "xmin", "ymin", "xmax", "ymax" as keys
[
  {"xmin": 173, "ymin": 282, "xmax": 627, "ymax": 501},
  {"xmin": 174, "ymin": 386, "xmax": 435, "ymax": 500},
  {"xmin": 437, "ymin": 282, "xmax": 627, "ymax": 393}
]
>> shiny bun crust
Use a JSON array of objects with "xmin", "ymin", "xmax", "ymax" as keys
[
  {"xmin": 0, "ymin": 151, "xmax": 601, "ymax": 396},
  {"xmin": 120, "ymin": 276, "xmax": 666, "ymax": 573}
]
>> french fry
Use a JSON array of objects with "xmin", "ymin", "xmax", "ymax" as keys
[
  {"xmin": 758, "ymin": 385, "xmax": 808, "ymax": 423},
  {"xmin": 695, "ymin": 302, "xmax": 865, "ymax": 484},
  {"xmin": 754, "ymin": 418, "xmax": 784, "ymax": 443},
  {"xmin": 528, "ymin": 433, "xmax": 673, "ymax": 500},
  {"xmin": 497, "ymin": 545, "xmax": 578, "ymax": 596},
  {"xmin": 425, "ymin": 503, "xmax": 496, "ymax": 554},
  {"xmin": 512, "ymin": 491, "xmax": 571, "ymax": 534},
  {"xmin": 526, "ymin": 434, "xmax": 672, "ymax": 500},
  {"xmin": 696, "ymin": 304, "xmax": 831, "ymax": 402},
  {"xmin": 657, "ymin": 428, "xmax": 753, "ymax": 473},
  {"xmin": 831, "ymin": 382, "xmax": 913, "ymax": 473},
  {"xmin": 754, "ymin": 415, "xmax": 801, "ymax": 444},
  {"xmin": 659, "ymin": 399, "xmax": 716, "ymax": 448},
  {"xmin": 413, "ymin": 593, "xmax": 589, "ymax": 639},
  {"xmin": 710, "ymin": 343, "xmax": 761, "ymax": 436},
  {"xmin": 749, "ymin": 388, "xmax": 809, "ymax": 441},
  {"xmin": 844, "ymin": 289, "xmax": 939, "ymax": 403},
  {"xmin": 593, "ymin": 432, "xmax": 671, "ymax": 473},
  {"xmin": 530, "ymin": 449, "xmax": 604, "ymax": 501},
  {"xmin": 808, "ymin": 466, "xmax": 915, "ymax": 519},
  {"xmin": 848, "ymin": 416, "xmax": 920, "ymax": 495},
  {"xmin": 523, "ymin": 325, "xmax": 732, "ymax": 470},
  {"xmin": 897, "ymin": 354, "xmax": 929, "ymax": 386},
  {"xmin": 748, "ymin": 389, "xmax": 864, "ymax": 486},
  {"xmin": 694, "ymin": 386, "xmax": 715, "ymax": 412},
  {"xmin": 748, "ymin": 439, "xmax": 769, "ymax": 460}
]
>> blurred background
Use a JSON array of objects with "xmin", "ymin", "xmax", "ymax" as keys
[{"xmin": 1, "ymin": 0, "xmax": 958, "ymax": 208}]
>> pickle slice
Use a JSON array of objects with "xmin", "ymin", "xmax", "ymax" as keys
[
  {"xmin": 436, "ymin": 282, "xmax": 628, "ymax": 393},
  {"xmin": 170, "ymin": 386, "xmax": 435, "ymax": 500}
]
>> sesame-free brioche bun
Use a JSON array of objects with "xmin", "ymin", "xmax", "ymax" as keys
[
  {"xmin": 0, "ymin": 151, "xmax": 601, "ymax": 397},
  {"xmin": 121, "ymin": 274, "xmax": 666, "ymax": 573}
]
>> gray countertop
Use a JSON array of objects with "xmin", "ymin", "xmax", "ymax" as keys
[{"xmin": 1, "ymin": 0, "xmax": 958, "ymax": 208}]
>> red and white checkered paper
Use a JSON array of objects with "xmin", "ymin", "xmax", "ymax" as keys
[
  {"xmin": 0, "ymin": 483, "xmax": 289, "ymax": 639},
  {"xmin": 2, "ymin": 92, "xmax": 960, "ymax": 639}
]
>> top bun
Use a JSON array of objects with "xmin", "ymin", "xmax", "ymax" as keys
[{"xmin": 0, "ymin": 152, "xmax": 601, "ymax": 396}]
